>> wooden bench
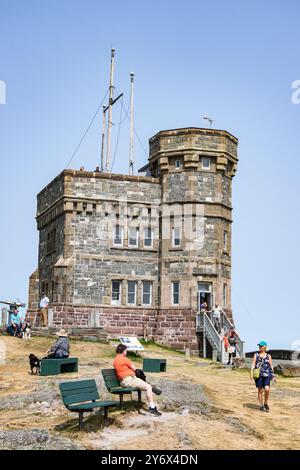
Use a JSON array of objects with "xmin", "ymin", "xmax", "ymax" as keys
[
  {"xmin": 59, "ymin": 379, "xmax": 118, "ymax": 430},
  {"xmin": 40, "ymin": 357, "xmax": 78, "ymax": 376},
  {"xmin": 101, "ymin": 369, "xmax": 142, "ymax": 409}
]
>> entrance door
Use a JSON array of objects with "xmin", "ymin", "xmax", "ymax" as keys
[{"xmin": 197, "ymin": 283, "xmax": 213, "ymax": 311}]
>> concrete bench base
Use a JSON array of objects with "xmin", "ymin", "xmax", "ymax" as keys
[{"xmin": 40, "ymin": 357, "xmax": 78, "ymax": 376}]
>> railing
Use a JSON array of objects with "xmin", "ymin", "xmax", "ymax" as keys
[
  {"xmin": 196, "ymin": 311, "xmax": 223, "ymax": 361},
  {"xmin": 196, "ymin": 309, "xmax": 245, "ymax": 361}
]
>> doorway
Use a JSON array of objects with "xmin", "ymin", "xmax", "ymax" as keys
[{"xmin": 197, "ymin": 282, "xmax": 213, "ymax": 311}]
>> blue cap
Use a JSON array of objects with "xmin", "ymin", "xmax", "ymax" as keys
[{"xmin": 258, "ymin": 340, "xmax": 268, "ymax": 347}]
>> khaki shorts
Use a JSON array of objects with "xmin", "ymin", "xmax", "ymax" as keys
[{"xmin": 120, "ymin": 375, "xmax": 149, "ymax": 391}]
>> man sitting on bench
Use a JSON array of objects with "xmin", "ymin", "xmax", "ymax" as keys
[
  {"xmin": 44, "ymin": 329, "xmax": 70, "ymax": 359},
  {"xmin": 113, "ymin": 344, "xmax": 162, "ymax": 416}
]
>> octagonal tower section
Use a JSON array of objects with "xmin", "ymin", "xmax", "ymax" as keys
[{"xmin": 149, "ymin": 127, "xmax": 238, "ymax": 321}]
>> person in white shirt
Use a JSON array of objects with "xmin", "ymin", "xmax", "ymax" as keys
[
  {"xmin": 209, "ymin": 303, "xmax": 225, "ymax": 333},
  {"xmin": 39, "ymin": 292, "xmax": 50, "ymax": 327}
]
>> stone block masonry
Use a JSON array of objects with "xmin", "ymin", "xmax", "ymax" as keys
[{"xmin": 28, "ymin": 127, "xmax": 238, "ymax": 356}]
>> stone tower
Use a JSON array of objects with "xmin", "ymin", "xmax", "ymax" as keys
[
  {"xmin": 146, "ymin": 127, "xmax": 238, "ymax": 319},
  {"xmin": 28, "ymin": 126, "xmax": 239, "ymax": 356}
]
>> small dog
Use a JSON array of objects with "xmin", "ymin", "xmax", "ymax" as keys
[
  {"xmin": 29, "ymin": 353, "xmax": 40, "ymax": 375},
  {"xmin": 22, "ymin": 323, "xmax": 31, "ymax": 340}
]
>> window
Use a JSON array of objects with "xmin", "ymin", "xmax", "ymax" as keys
[
  {"xmin": 113, "ymin": 225, "xmax": 123, "ymax": 246},
  {"xmin": 46, "ymin": 229, "xmax": 56, "ymax": 254},
  {"xmin": 172, "ymin": 281, "xmax": 180, "ymax": 305},
  {"xmin": 127, "ymin": 281, "xmax": 137, "ymax": 305},
  {"xmin": 129, "ymin": 227, "xmax": 139, "ymax": 247},
  {"xmin": 142, "ymin": 281, "xmax": 152, "ymax": 305},
  {"xmin": 202, "ymin": 157, "xmax": 211, "ymax": 169},
  {"xmin": 223, "ymin": 230, "xmax": 228, "ymax": 252},
  {"xmin": 112, "ymin": 281, "xmax": 122, "ymax": 305},
  {"xmin": 172, "ymin": 228, "xmax": 181, "ymax": 247},
  {"xmin": 175, "ymin": 159, "xmax": 181, "ymax": 169},
  {"xmin": 144, "ymin": 227, "xmax": 153, "ymax": 247},
  {"xmin": 223, "ymin": 284, "xmax": 227, "ymax": 308}
]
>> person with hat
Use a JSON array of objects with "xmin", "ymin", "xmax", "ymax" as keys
[
  {"xmin": 44, "ymin": 329, "xmax": 70, "ymax": 359},
  {"xmin": 250, "ymin": 341, "xmax": 276, "ymax": 412}
]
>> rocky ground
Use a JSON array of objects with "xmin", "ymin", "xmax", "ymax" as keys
[{"xmin": 0, "ymin": 335, "xmax": 300, "ymax": 450}]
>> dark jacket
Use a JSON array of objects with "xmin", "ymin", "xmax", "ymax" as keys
[{"xmin": 50, "ymin": 337, "xmax": 70, "ymax": 358}]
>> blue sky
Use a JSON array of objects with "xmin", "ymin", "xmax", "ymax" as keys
[{"xmin": 0, "ymin": 0, "xmax": 299, "ymax": 351}]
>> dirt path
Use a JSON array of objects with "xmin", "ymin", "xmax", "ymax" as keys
[{"xmin": 0, "ymin": 335, "xmax": 299, "ymax": 450}]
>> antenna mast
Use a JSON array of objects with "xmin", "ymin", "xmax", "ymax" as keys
[
  {"xmin": 100, "ymin": 105, "xmax": 106, "ymax": 172},
  {"xmin": 105, "ymin": 48, "xmax": 115, "ymax": 172},
  {"xmin": 129, "ymin": 72, "xmax": 135, "ymax": 175}
]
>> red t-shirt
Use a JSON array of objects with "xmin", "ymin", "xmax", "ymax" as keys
[{"xmin": 113, "ymin": 354, "xmax": 135, "ymax": 381}]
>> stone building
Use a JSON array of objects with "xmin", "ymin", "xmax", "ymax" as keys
[{"xmin": 28, "ymin": 127, "xmax": 238, "ymax": 355}]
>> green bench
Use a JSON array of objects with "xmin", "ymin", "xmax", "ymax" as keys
[
  {"xmin": 101, "ymin": 369, "xmax": 142, "ymax": 409},
  {"xmin": 41, "ymin": 357, "xmax": 78, "ymax": 376},
  {"xmin": 143, "ymin": 358, "xmax": 167, "ymax": 373},
  {"xmin": 59, "ymin": 379, "xmax": 118, "ymax": 430}
]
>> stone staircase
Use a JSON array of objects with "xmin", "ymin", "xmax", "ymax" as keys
[{"xmin": 32, "ymin": 326, "xmax": 108, "ymax": 343}]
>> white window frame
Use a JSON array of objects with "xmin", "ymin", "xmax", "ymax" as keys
[
  {"xmin": 175, "ymin": 159, "xmax": 181, "ymax": 169},
  {"xmin": 142, "ymin": 281, "xmax": 152, "ymax": 306},
  {"xmin": 128, "ymin": 227, "xmax": 139, "ymax": 247},
  {"xmin": 144, "ymin": 227, "xmax": 153, "ymax": 248},
  {"xmin": 127, "ymin": 281, "xmax": 137, "ymax": 305},
  {"xmin": 172, "ymin": 227, "xmax": 181, "ymax": 247},
  {"xmin": 113, "ymin": 225, "xmax": 123, "ymax": 246},
  {"xmin": 172, "ymin": 281, "xmax": 180, "ymax": 305},
  {"xmin": 223, "ymin": 230, "xmax": 228, "ymax": 252},
  {"xmin": 111, "ymin": 280, "xmax": 122, "ymax": 305},
  {"xmin": 202, "ymin": 156, "xmax": 211, "ymax": 170}
]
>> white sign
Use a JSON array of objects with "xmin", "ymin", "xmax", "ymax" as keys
[{"xmin": 119, "ymin": 337, "xmax": 144, "ymax": 351}]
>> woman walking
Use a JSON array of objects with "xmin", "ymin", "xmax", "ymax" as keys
[{"xmin": 250, "ymin": 340, "xmax": 276, "ymax": 412}]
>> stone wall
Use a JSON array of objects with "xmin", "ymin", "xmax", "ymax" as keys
[{"xmin": 27, "ymin": 304, "xmax": 199, "ymax": 353}]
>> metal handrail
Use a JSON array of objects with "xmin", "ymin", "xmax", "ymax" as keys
[{"xmin": 196, "ymin": 309, "xmax": 244, "ymax": 360}]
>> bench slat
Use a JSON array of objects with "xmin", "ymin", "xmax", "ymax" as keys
[
  {"xmin": 60, "ymin": 380, "xmax": 95, "ymax": 391},
  {"xmin": 63, "ymin": 391, "xmax": 99, "ymax": 405},
  {"xmin": 68, "ymin": 400, "xmax": 117, "ymax": 411},
  {"xmin": 61, "ymin": 387, "xmax": 99, "ymax": 399}
]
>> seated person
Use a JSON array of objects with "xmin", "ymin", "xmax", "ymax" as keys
[
  {"xmin": 113, "ymin": 344, "xmax": 161, "ymax": 416},
  {"xmin": 6, "ymin": 309, "xmax": 21, "ymax": 337},
  {"xmin": 44, "ymin": 329, "xmax": 70, "ymax": 359}
]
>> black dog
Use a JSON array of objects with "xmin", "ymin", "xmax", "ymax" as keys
[{"xmin": 29, "ymin": 354, "xmax": 41, "ymax": 375}]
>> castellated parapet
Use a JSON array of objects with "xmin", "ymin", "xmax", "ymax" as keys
[{"xmin": 28, "ymin": 127, "xmax": 238, "ymax": 355}]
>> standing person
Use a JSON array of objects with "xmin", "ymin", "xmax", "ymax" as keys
[
  {"xmin": 227, "ymin": 328, "xmax": 238, "ymax": 365},
  {"xmin": 39, "ymin": 292, "xmax": 49, "ymax": 327},
  {"xmin": 209, "ymin": 303, "xmax": 225, "ymax": 333},
  {"xmin": 113, "ymin": 344, "xmax": 162, "ymax": 416},
  {"xmin": 44, "ymin": 329, "xmax": 70, "ymax": 359},
  {"xmin": 6, "ymin": 308, "xmax": 21, "ymax": 337},
  {"xmin": 200, "ymin": 298, "xmax": 208, "ymax": 314},
  {"xmin": 250, "ymin": 341, "xmax": 275, "ymax": 412}
]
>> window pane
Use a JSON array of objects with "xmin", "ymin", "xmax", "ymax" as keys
[
  {"xmin": 198, "ymin": 283, "xmax": 211, "ymax": 292},
  {"xmin": 224, "ymin": 231, "xmax": 228, "ymax": 250},
  {"xmin": 173, "ymin": 228, "xmax": 181, "ymax": 246},
  {"xmin": 202, "ymin": 157, "xmax": 210, "ymax": 168},
  {"xmin": 172, "ymin": 282, "xmax": 179, "ymax": 304},
  {"xmin": 129, "ymin": 227, "xmax": 138, "ymax": 246},
  {"xmin": 127, "ymin": 281, "xmax": 137, "ymax": 304},
  {"xmin": 114, "ymin": 225, "xmax": 123, "ymax": 245},
  {"xmin": 143, "ymin": 281, "xmax": 152, "ymax": 305},
  {"xmin": 144, "ymin": 228, "xmax": 152, "ymax": 246},
  {"xmin": 112, "ymin": 281, "xmax": 121, "ymax": 303}
]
